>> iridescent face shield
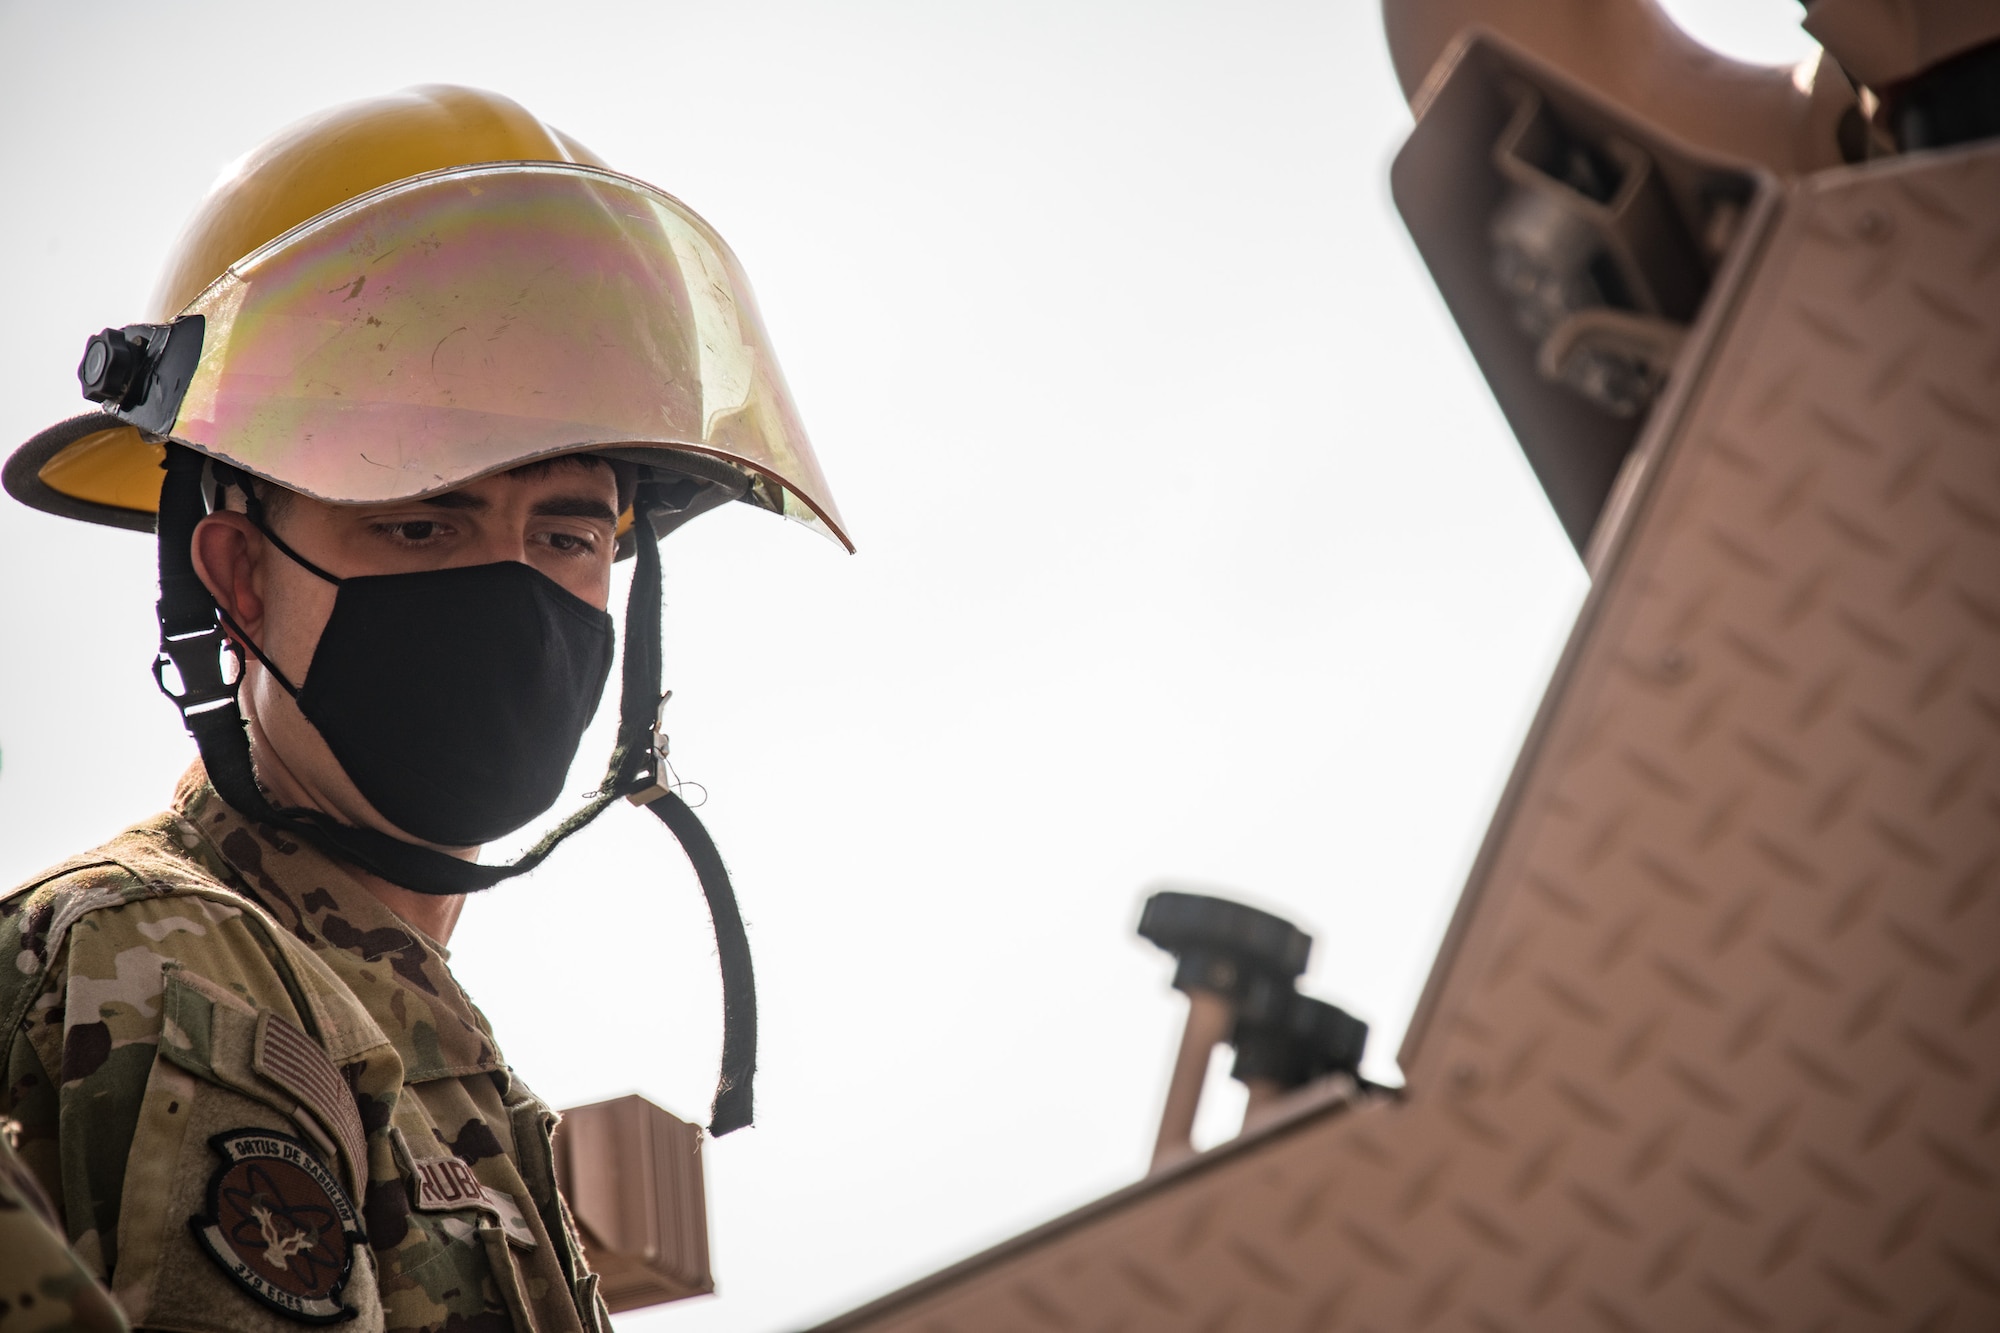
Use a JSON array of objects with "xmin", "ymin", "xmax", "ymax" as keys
[{"xmin": 6, "ymin": 162, "xmax": 849, "ymax": 551}]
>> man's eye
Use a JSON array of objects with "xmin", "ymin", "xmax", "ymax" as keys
[
  {"xmin": 543, "ymin": 532, "xmax": 598, "ymax": 555},
  {"xmin": 372, "ymin": 520, "xmax": 444, "ymax": 543}
]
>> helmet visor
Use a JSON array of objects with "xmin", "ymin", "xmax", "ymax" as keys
[{"xmin": 172, "ymin": 162, "xmax": 848, "ymax": 548}]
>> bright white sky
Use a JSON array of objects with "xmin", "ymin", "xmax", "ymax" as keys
[{"xmin": 0, "ymin": 2, "xmax": 1816, "ymax": 1329}]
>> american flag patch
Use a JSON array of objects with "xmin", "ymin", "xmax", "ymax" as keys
[{"xmin": 253, "ymin": 1012, "xmax": 369, "ymax": 1197}]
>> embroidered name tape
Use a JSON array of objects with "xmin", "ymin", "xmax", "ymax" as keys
[
  {"xmin": 410, "ymin": 1155, "xmax": 539, "ymax": 1250},
  {"xmin": 190, "ymin": 1129, "xmax": 363, "ymax": 1324}
]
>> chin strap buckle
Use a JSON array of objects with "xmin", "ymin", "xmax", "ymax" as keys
[
  {"xmin": 625, "ymin": 690, "xmax": 676, "ymax": 806},
  {"xmin": 152, "ymin": 620, "xmax": 244, "ymax": 720}
]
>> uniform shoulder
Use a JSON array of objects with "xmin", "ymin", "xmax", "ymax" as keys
[
  {"xmin": 3, "ymin": 809, "xmax": 395, "ymax": 1072},
  {"xmin": 0, "ymin": 812, "xmax": 276, "ymax": 1019},
  {"xmin": 4, "ymin": 810, "xmax": 239, "ymax": 931},
  {"xmin": 7, "ymin": 807, "xmax": 235, "ymax": 898}
]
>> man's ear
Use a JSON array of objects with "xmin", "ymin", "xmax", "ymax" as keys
[{"xmin": 190, "ymin": 511, "xmax": 268, "ymax": 638}]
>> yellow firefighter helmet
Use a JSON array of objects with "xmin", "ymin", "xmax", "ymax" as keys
[{"xmin": 4, "ymin": 83, "xmax": 849, "ymax": 551}]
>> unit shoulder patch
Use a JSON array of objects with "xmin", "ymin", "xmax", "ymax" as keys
[{"xmin": 189, "ymin": 1129, "xmax": 363, "ymax": 1324}]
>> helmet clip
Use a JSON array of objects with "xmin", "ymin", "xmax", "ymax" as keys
[
  {"xmin": 152, "ymin": 624, "xmax": 245, "ymax": 719},
  {"xmin": 625, "ymin": 690, "xmax": 676, "ymax": 806}
]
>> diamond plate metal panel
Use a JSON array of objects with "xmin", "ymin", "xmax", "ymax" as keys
[{"xmin": 814, "ymin": 142, "xmax": 2000, "ymax": 1333}]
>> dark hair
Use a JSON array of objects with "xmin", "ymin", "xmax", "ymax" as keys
[
  {"xmin": 499, "ymin": 454, "xmax": 636, "ymax": 513},
  {"xmin": 226, "ymin": 453, "xmax": 634, "ymax": 526}
]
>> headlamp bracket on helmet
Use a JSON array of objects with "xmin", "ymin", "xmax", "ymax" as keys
[{"xmin": 78, "ymin": 316, "xmax": 204, "ymax": 438}]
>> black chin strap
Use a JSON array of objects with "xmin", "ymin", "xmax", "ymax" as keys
[
  {"xmin": 640, "ymin": 791, "xmax": 757, "ymax": 1135},
  {"xmin": 154, "ymin": 444, "xmax": 755, "ymax": 1135}
]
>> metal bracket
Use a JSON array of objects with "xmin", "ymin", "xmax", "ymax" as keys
[{"xmin": 625, "ymin": 690, "xmax": 675, "ymax": 806}]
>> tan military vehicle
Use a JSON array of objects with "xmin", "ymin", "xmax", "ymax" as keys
[{"xmin": 794, "ymin": 0, "xmax": 2000, "ymax": 1327}]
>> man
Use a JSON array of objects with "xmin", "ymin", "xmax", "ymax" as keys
[{"xmin": 0, "ymin": 85, "xmax": 848, "ymax": 1332}]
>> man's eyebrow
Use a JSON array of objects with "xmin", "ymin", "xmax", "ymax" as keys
[
  {"xmin": 530, "ymin": 495, "xmax": 620, "ymax": 523},
  {"xmin": 419, "ymin": 491, "xmax": 489, "ymax": 511}
]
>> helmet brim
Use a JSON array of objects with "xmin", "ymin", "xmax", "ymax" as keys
[{"xmin": 3, "ymin": 414, "xmax": 159, "ymax": 532}]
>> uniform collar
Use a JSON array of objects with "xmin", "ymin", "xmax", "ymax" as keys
[{"xmin": 172, "ymin": 763, "xmax": 507, "ymax": 1082}]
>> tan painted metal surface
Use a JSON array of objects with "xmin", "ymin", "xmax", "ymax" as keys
[
  {"xmin": 552, "ymin": 1095, "xmax": 712, "ymax": 1311},
  {"xmin": 1151, "ymin": 990, "xmax": 1236, "ymax": 1174},
  {"xmin": 1381, "ymin": 0, "xmax": 1853, "ymax": 180},
  {"xmin": 1389, "ymin": 32, "xmax": 1772, "ymax": 553},
  {"xmin": 1802, "ymin": 0, "xmax": 2000, "ymax": 90},
  {"xmin": 813, "ymin": 140, "xmax": 2000, "ymax": 1333}
]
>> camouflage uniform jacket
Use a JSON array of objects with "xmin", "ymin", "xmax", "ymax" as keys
[
  {"xmin": 0, "ymin": 1124, "xmax": 127, "ymax": 1333},
  {"xmin": 0, "ymin": 766, "xmax": 609, "ymax": 1333}
]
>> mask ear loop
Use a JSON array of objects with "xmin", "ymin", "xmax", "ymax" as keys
[
  {"xmin": 199, "ymin": 466, "xmax": 339, "ymax": 701},
  {"xmin": 154, "ymin": 445, "xmax": 758, "ymax": 1134}
]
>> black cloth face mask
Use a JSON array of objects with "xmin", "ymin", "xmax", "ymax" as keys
[{"xmin": 223, "ymin": 522, "xmax": 615, "ymax": 847}]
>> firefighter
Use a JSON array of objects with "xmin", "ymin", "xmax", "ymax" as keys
[{"xmin": 0, "ymin": 84, "xmax": 847, "ymax": 1331}]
